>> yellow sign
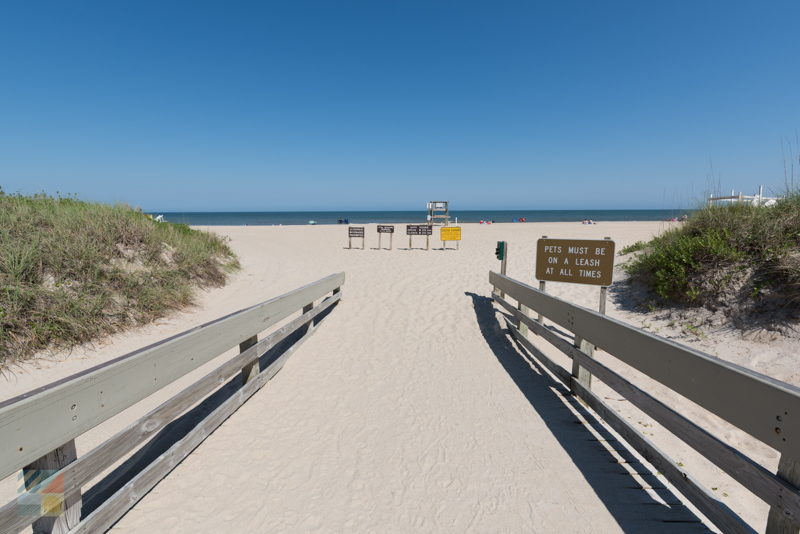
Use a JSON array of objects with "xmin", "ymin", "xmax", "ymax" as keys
[{"xmin": 440, "ymin": 226, "xmax": 462, "ymax": 241}]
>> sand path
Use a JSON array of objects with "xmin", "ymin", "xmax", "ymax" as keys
[{"xmin": 102, "ymin": 223, "xmax": 709, "ymax": 533}]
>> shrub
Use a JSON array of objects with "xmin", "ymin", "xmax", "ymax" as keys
[{"xmin": 625, "ymin": 193, "xmax": 800, "ymax": 310}]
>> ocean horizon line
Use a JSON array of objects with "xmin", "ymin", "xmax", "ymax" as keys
[{"xmin": 151, "ymin": 208, "xmax": 691, "ymax": 226}]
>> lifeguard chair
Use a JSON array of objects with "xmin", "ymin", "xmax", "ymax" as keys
[{"xmin": 427, "ymin": 201, "xmax": 450, "ymax": 226}]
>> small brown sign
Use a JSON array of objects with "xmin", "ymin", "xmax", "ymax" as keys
[
  {"xmin": 377, "ymin": 225, "xmax": 395, "ymax": 234},
  {"xmin": 406, "ymin": 224, "xmax": 432, "ymax": 236},
  {"xmin": 348, "ymin": 226, "xmax": 365, "ymax": 238},
  {"xmin": 535, "ymin": 238, "xmax": 615, "ymax": 286}
]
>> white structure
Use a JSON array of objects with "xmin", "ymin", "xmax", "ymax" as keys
[
  {"xmin": 427, "ymin": 201, "xmax": 450, "ymax": 226},
  {"xmin": 707, "ymin": 185, "xmax": 781, "ymax": 207}
]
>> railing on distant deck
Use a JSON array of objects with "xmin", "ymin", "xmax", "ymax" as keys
[
  {"xmin": 490, "ymin": 271, "xmax": 800, "ymax": 534},
  {"xmin": 0, "ymin": 272, "xmax": 345, "ymax": 534},
  {"xmin": 707, "ymin": 188, "xmax": 781, "ymax": 206}
]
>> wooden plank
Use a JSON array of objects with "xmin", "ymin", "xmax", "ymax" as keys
[
  {"xmin": 537, "ymin": 280, "xmax": 546, "ymax": 323},
  {"xmin": 69, "ymin": 318, "xmax": 318, "ymax": 534},
  {"xmin": 0, "ymin": 272, "xmax": 345, "ymax": 480},
  {"xmin": 571, "ymin": 335, "xmax": 593, "ymax": 393},
  {"xmin": 570, "ymin": 347, "xmax": 800, "ymax": 525},
  {"xmin": 490, "ymin": 271, "xmax": 800, "ymax": 455},
  {"xmin": 239, "ymin": 335, "xmax": 259, "ymax": 385},
  {"xmin": 494, "ymin": 289, "xmax": 800, "ymax": 523},
  {"xmin": 0, "ymin": 294, "xmax": 341, "ymax": 534},
  {"xmin": 599, "ymin": 285, "xmax": 608, "ymax": 315},
  {"xmin": 302, "ymin": 302, "xmax": 314, "ymax": 334},
  {"xmin": 497, "ymin": 301, "xmax": 751, "ymax": 533},
  {"xmin": 518, "ymin": 303, "xmax": 529, "ymax": 337},
  {"xmin": 766, "ymin": 454, "xmax": 800, "ymax": 533},
  {"xmin": 23, "ymin": 440, "xmax": 81, "ymax": 534},
  {"xmin": 571, "ymin": 380, "xmax": 755, "ymax": 534}
]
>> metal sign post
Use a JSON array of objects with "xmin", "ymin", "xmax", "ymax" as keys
[{"xmin": 495, "ymin": 241, "xmax": 507, "ymax": 297}]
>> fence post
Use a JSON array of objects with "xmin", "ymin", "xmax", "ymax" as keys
[
  {"xmin": 498, "ymin": 244, "xmax": 508, "ymax": 298},
  {"xmin": 536, "ymin": 235, "xmax": 547, "ymax": 325},
  {"xmin": 303, "ymin": 301, "xmax": 315, "ymax": 334},
  {"xmin": 571, "ymin": 281, "xmax": 610, "ymax": 395},
  {"xmin": 536, "ymin": 281, "xmax": 546, "ymax": 324},
  {"xmin": 23, "ymin": 440, "xmax": 81, "ymax": 534},
  {"xmin": 571, "ymin": 336, "xmax": 594, "ymax": 393},
  {"xmin": 518, "ymin": 302, "xmax": 529, "ymax": 337},
  {"xmin": 239, "ymin": 335, "xmax": 259, "ymax": 384},
  {"xmin": 765, "ymin": 454, "xmax": 800, "ymax": 534}
]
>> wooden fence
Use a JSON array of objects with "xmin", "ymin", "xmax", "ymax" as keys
[
  {"xmin": 490, "ymin": 271, "xmax": 800, "ymax": 534},
  {"xmin": 0, "ymin": 272, "xmax": 345, "ymax": 533}
]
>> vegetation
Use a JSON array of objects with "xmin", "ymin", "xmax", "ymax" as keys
[
  {"xmin": 625, "ymin": 194, "xmax": 800, "ymax": 317},
  {"xmin": 0, "ymin": 191, "xmax": 239, "ymax": 366},
  {"xmin": 619, "ymin": 240, "xmax": 647, "ymax": 255}
]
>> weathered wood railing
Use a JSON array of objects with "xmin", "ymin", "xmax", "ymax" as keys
[
  {"xmin": 490, "ymin": 271, "xmax": 800, "ymax": 534},
  {"xmin": 0, "ymin": 272, "xmax": 345, "ymax": 533}
]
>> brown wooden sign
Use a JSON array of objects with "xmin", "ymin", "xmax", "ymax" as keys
[
  {"xmin": 406, "ymin": 224, "xmax": 432, "ymax": 236},
  {"xmin": 377, "ymin": 225, "xmax": 395, "ymax": 233},
  {"xmin": 535, "ymin": 238, "xmax": 615, "ymax": 286},
  {"xmin": 348, "ymin": 226, "xmax": 365, "ymax": 238}
]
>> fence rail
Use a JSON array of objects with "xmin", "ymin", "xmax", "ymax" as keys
[
  {"xmin": 0, "ymin": 272, "xmax": 344, "ymax": 534},
  {"xmin": 490, "ymin": 271, "xmax": 800, "ymax": 534}
]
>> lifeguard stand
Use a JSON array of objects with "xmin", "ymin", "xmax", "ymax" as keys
[{"xmin": 427, "ymin": 201, "xmax": 450, "ymax": 226}]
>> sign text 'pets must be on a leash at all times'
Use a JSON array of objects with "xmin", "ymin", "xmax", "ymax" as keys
[{"xmin": 536, "ymin": 238, "xmax": 614, "ymax": 286}]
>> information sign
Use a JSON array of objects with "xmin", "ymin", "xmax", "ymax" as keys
[{"xmin": 535, "ymin": 238, "xmax": 615, "ymax": 286}]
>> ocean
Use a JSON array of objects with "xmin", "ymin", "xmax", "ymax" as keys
[{"xmin": 153, "ymin": 209, "xmax": 689, "ymax": 226}]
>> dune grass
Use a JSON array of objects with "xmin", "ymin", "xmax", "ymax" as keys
[
  {"xmin": 618, "ymin": 240, "xmax": 648, "ymax": 255},
  {"xmin": 0, "ymin": 192, "xmax": 239, "ymax": 366},
  {"xmin": 625, "ymin": 193, "xmax": 800, "ymax": 314}
]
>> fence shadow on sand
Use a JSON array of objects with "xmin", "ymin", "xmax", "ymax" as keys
[{"xmin": 464, "ymin": 292, "xmax": 709, "ymax": 533}]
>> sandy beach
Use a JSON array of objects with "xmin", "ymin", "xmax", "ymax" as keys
[{"xmin": 1, "ymin": 221, "xmax": 796, "ymax": 533}]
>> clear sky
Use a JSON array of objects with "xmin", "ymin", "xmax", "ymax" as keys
[{"xmin": 1, "ymin": 1, "xmax": 798, "ymax": 211}]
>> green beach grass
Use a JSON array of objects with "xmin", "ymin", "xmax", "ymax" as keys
[
  {"xmin": 0, "ymin": 191, "xmax": 239, "ymax": 366},
  {"xmin": 625, "ymin": 193, "xmax": 800, "ymax": 318}
]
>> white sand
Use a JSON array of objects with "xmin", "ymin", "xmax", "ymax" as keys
[{"xmin": 1, "ymin": 221, "xmax": 795, "ymax": 533}]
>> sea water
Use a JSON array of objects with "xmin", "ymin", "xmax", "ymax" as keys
[{"xmin": 154, "ymin": 209, "xmax": 689, "ymax": 226}]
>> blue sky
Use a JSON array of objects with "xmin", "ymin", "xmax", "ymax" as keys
[{"xmin": 1, "ymin": 1, "xmax": 798, "ymax": 211}]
